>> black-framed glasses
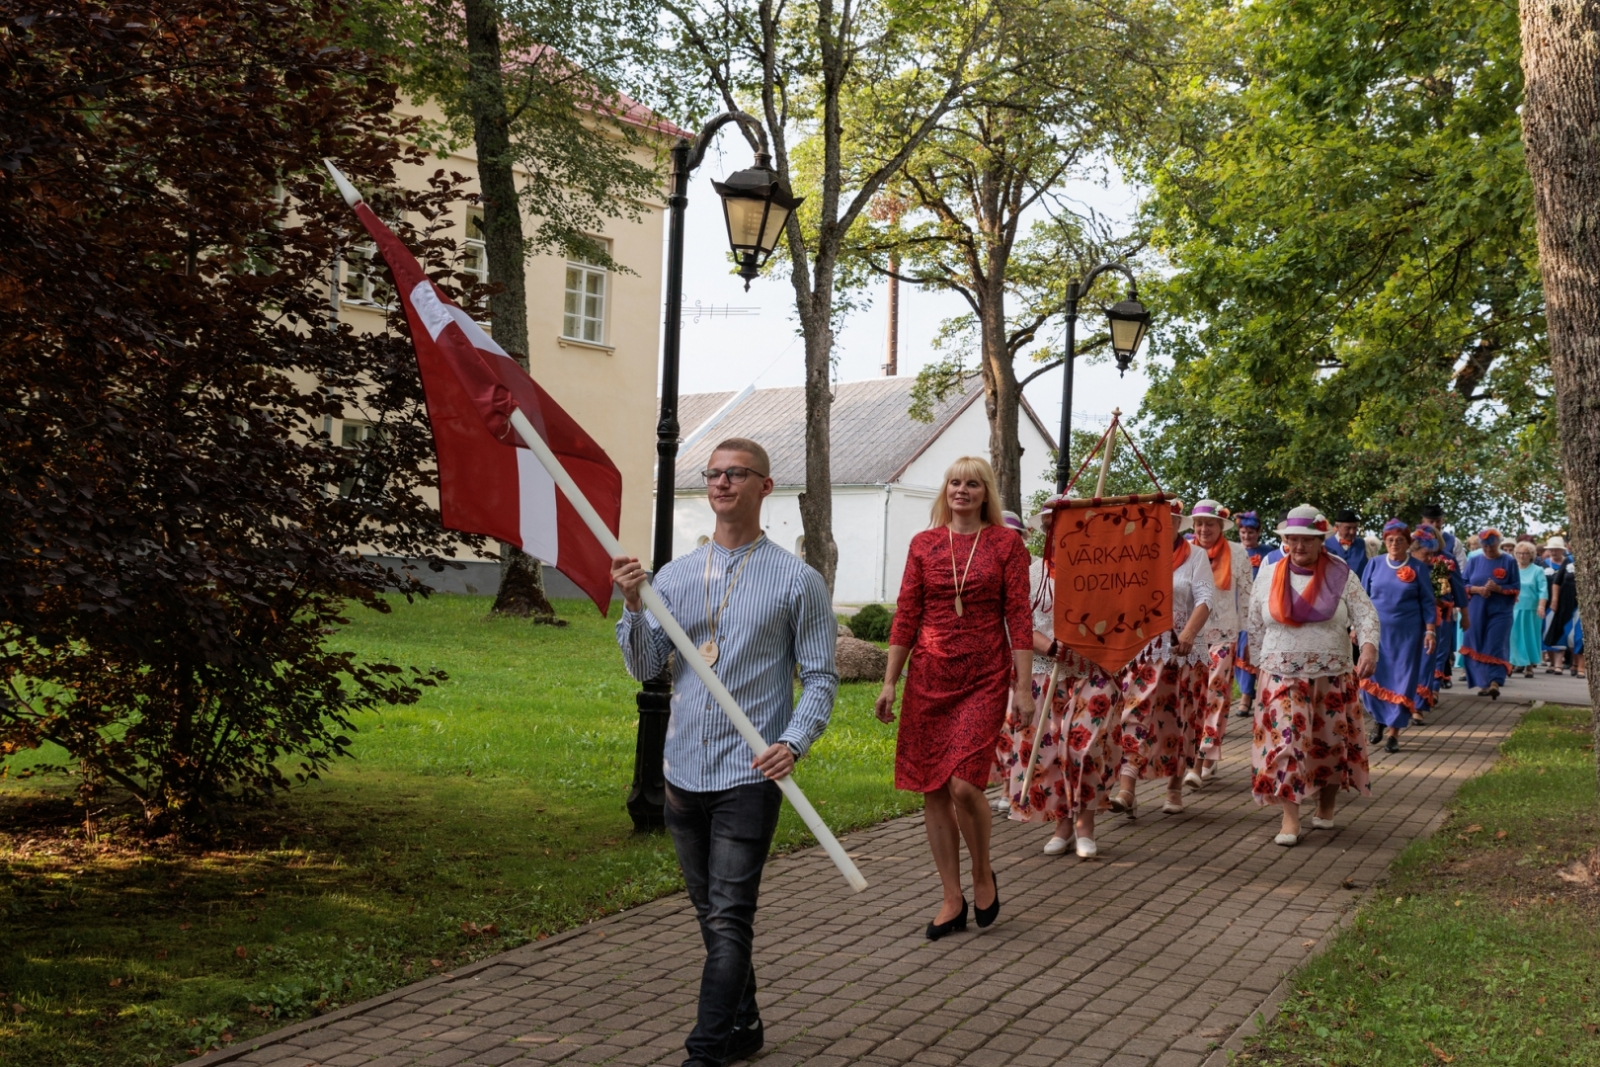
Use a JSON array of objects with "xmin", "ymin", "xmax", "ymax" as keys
[{"xmin": 701, "ymin": 466, "xmax": 767, "ymax": 484}]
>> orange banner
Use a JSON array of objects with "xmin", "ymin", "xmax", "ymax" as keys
[{"xmin": 1051, "ymin": 497, "xmax": 1174, "ymax": 676}]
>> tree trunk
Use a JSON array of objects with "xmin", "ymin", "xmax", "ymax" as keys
[
  {"xmin": 462, "ymin": 0, "xmax": 557, "ymax": 622},
  {"xmin": 799, "ymin": 303, "xmax": 839, "ymax": 591},
  {"xmin": 977, "ymin": 278, "xmax": 1023, "ymax": 514},
  {"xmin": 1519, "ymin": 0, "xmax": 1600, "ymax": 776}
]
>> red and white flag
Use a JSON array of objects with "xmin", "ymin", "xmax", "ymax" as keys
[{"xmin": 327, "ymin": 164, "xmax": 622, "ymax": 614}]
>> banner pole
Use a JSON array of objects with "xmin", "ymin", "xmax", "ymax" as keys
[
  {"xmin": 1016, "ymin": 659, "xmax": 1063, "ymax": 808},
  {"xmin": 1094, "ymin": 407, "xmax": 1121, "ymax": 498},
  {"xmin": 507, "ymin": 410, "xmax": 867, "ymax": 893}
]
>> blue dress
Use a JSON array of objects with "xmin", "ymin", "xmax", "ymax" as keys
[
  {"xmin": 1511, "ymin": 563, "xmax": 1548, "ymax": 668},
  {"xmin": 1424, "ymin": 555, "xmax": 1467, "ymax": 703},
  {"xmin": 1233, "ymin": 541, "xmax": 1276, "ymax": 698},
  {"xmin": 1461, "ymin": 552, "xmax": 1520, "ymax": 687},
  {"xmin": 1360, "ymin": 556, "xmax": 1435, "ymax": 728},
  {"xmin": 1325, "ymin": 534, "xmax": 1369, "ymax": 580}
]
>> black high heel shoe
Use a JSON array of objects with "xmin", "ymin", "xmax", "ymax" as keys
[
  {"xmin": 974, "ymin": 871, "xmax": 1000, "ymax": 928},
  {"xmin": 925, "ymin": 899, "xmax": 968, "ymax": 941}
]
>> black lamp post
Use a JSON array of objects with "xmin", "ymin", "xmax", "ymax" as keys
[
  {"xmin": 1055, "ymin": 264, "xmax": 1151, "ymax": 493},
  {"xmin": 627, "ymin": 112, "xmax": 801, "ymax": 832}
]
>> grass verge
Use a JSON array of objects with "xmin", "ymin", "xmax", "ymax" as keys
[
  {"xmin": 0, "ymin": 596, "xmax": 920, "ymax": 1067},
  {"xmin": 1240, "ymin": 703, "xmax": 1600, "ymax": 1067}
]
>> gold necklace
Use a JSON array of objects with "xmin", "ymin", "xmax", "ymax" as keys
[
  {"xmin": 700, "ymin": 537, "xmax": 762, "ymax": 668},
  {"xmin": 948, "ymin": 525, "xmax": 982, "ymax": 617}
]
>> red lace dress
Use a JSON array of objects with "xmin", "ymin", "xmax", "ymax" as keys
[{"xmin": 890, "ymin": 526, "xmax": 1033, "ymax": 793}]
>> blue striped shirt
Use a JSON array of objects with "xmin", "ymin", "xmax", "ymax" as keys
[{"xmin": 615, "ymin": 536, "xmax": 838, "ymax": 792}]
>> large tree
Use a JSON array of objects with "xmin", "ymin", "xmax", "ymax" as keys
[
  {"xmin": 0, "ymin": 0, "xmax": 474, "ymax": 828},
  {"xmin": 1134, "ymin": 0, "xmax": 1558, "ymax": 529},
  {"xmin": 665, "ymin": 0, "xmax": 1005, "ymax": 591},
  {"xmin": 1518, "ymin": 0, "xmax": 1600, "ymax": 765},
  {"xmin": 365, "ymin": 0, "xmax": 676, "ymax": 618},
  {"xmin": 844, "ymin": 0, "xmax": 1177, "ymax": 513}
]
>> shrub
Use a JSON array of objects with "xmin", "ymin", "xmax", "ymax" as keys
[
  {"xmin": 0, "ymin": 0, "xmax": 482, "ymax": 831},
  {"xmin": 848, "ymin": 604, "xmax": 895, "ymax": 643}
]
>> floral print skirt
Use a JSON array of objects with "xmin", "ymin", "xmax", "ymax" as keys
[
  {"xmin": 1117, "ymin": 657, "xmax": 1206, "ymax": 782},
  {"xmin": 1197, "ymin": 641, "xmax": 1235, "ymax": 762},
  {"xmin": 999, "ymin": 668, "xmax": 1122, "ymax": 824},
  {"xmin": 1252, "ymin": 673, "xmax": 1371, "ymax": 805}
]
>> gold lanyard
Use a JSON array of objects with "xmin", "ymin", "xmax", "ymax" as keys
[
  {"xmin": 948, "ymin": 526, "xmax": 982, "ymax": 617},
  {"xmin": 699, "ymin": 537, "xmax": 761, "ymax": 667}
]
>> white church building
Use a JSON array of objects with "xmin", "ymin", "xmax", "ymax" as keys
[{"xmin": 663, "ymin": 375, "xmax": 1058, "ymax": 606}]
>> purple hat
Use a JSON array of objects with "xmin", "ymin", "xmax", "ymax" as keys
[
  {"xmin": 1381, "ymin": 518, "xmax": 1411, "ymax": 539},
  {"xmin": 1478, "ymin": 527, "xmax": 1503, "ymax": 544},
  {"xmin": 1001, "ymin": 510, "xmax": 1026, "ymax": 532},
  {"xmin": 1236, "ymin": 511, "xmax": 1261, "ymax": 529},
  {"xmin": 1412, "ymin": 523, "xmax": 1439, "ymax": 551}
]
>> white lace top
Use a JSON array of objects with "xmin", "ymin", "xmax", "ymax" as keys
[
  {"xmin": 1199, "ymin": 540, "xmax": 1254, "ymax": 647},
  {"xmin": 1245, "ymin": 557, "xmax": 1381, "ymax": 679},
  {"xmin": 1027, "ymin": 556, "xmax": 1098, "ymax": 679},
  {"xmin": 1140, "ymin": 547, "xmax": 1216, "ymax": 667}
]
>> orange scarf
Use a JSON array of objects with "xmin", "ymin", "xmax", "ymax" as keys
[
  {"xmin": 1173, "ymin": 537, "xmax": 1192, "ymax": 571},
  {"xmin": 1205, "ymin": 538, "xmax": 1232, "ymax": 591},
  {"xmin": 1270, "ymin": 552, "xmax": 1334, "ymax": 626}
]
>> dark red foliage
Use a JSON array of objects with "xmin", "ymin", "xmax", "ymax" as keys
[{"xmin": 0, "ymin": 0, "xmax": 485, "ymax": 828}]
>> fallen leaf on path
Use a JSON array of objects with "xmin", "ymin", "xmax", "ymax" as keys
[
  {"xmin": 1495, "ymin": 830, "xmax": 1508, "ymax": 839},
  {"xmin": 107, "ymin": 978, "xmax": 122, "ymax": 988},
  {"xmin": 1302, "ymin": 940, "xmax": 1316, "ymax": 947},
  {"xmin": 1464, "ymin": 824, "xmax": 1483, "ymax": 834},
  {"xmin": 1428, "ymin": 1042, "xmax": 1454, "ymax": 1063},
  {"xmin": 234, "ymin": 946, "xmax": 248, "ymax": 959},
  {"xmin": 429, "ymin": 958, "xmax": 443, "ymax": 969}
]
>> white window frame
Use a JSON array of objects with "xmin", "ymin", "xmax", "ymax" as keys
[
  {"xmin": 562, "ymin": 242, "xmax": 609, "ymax": 345},
  {"xmin": 341, "ymin": 243, "xmax": 395, "ymax": 308},
  {"xmin": 462, "ymin": 211, "xmax": 488, "ymax": 288},
  {"xmin": 338, "ymin": 419, "xmax": 381, "ymax": 498}
]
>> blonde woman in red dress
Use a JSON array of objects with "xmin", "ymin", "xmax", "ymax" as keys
[{"xmin": 877, "ymin": 456, "xmax": 1034, "ymax": 940}]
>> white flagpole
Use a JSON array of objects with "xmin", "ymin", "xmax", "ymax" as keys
[{"xmin": 508, "ymin": 410, "xmax": 867, "ymax": 893}]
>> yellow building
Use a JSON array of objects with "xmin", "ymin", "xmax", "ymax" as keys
[{"xmin": 334, "ymin": 97, "xmax": 675, "ymax": 593}]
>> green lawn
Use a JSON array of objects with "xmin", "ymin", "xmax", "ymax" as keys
[
  {"xmin": 1241, "ymin": 704, "xmax": 1600, "ymax": 1067},
  {"xmin": 0, "ymin": 596, "xmax": 919, "ymax": 1067}
]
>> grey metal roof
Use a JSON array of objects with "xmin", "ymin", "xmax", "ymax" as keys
[{"xmin": 667, "ymin": 375, "xmax": 1053, "ymax": 488}]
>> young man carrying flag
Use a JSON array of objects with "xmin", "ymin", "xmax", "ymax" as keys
[{"xmin": 610, "ymin": 437, "xmax": 837, "ymax": 1067}]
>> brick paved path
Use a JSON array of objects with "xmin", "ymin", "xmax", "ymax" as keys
[{"xmin": 188, "ymin": 685, "xmax": 1564, "ymax": 1067}]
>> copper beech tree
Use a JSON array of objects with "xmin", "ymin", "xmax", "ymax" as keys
[{"xmin": 0, "ymin": 0, "xmax": 483, "ymax": 829}]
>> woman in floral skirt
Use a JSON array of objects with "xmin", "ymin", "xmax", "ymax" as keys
[
  {"xmin": 1112, "ymin": 501, "xmax": 1213, "ymax": 817},
  {"xmin": 999, "ymin": 498, "xmax": 1122, "ymax": 859},
  {"xmin": 1245, "ymin": 505, "xmax": 1379, "ymax": 846}
]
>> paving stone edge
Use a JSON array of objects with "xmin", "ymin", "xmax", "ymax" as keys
[{"xmin": 1198, "ymin": 700, "xmax": 1529, "ymax": 1067}]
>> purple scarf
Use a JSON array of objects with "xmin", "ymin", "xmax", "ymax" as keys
[{"xmin": 1271, "ymin": 553, "xmax": 1350, "ymax": 626}]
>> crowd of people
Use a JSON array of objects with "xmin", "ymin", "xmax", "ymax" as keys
[
  {"xmin": 607, "ymin": 439, "xmax": 1580, "ymax": 1067},
  {"xmin": 871, "ymin": 458, "xmax": 1588, "ymax": 934}
]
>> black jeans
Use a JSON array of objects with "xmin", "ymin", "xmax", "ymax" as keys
[{"xmin": 664, "ymin": 780, "xmax": 783, "ymax": 1067}]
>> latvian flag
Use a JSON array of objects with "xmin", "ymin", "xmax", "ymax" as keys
[{"xmin": 325, "ymin": 162, "xmax": 622, "ymax": 614}]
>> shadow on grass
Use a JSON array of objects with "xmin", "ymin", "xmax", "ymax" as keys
[
  {"xmin": 0, "ymin": 596, "xmax": 920, "ymax": 1066},
  {"xmin": 1240, "ymin": 704, "xmax": 1600, "ymax": 1066}
]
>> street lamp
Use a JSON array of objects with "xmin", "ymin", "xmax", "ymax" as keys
[
  {"xmin": 628, "ymin": 112, "xmax": 801, "ymax": 832},
  {"xmin": 1055, "ymin": 264, "xmax": 1150, "ymax": 493}
]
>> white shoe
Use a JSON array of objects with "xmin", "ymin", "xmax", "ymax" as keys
[
  {"xmin": 1075, "ymin": 837, "xmax": 1098, "ymax": 859},
  {"xmin": 1162, "ymin": 795, "xmax": 1184, "ymax": 814},
  {"xmin": 1274, "ymin": 832, "xmax": 1300, "ymax": 847},
  {"xmin": 1043, "ymin": 835, "xmax": 1071, "ymax": 855},
  {"xmin": 993, "ymin": 797, "xmax": 1010, "ymax": 813},
  {"xmin": 1200, "ymin": 761, "xmax": 1216, "ymax": 782},
  {"xmin": 1310, "ymin": 817, "xmax": 1336, "ymax": 830},
  {"xmin": 1183, "ymin": 769, "xmax": 1203, "ymax": 789}
]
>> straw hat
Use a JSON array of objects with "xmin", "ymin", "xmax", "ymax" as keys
[
  {"xmin": 1274, "ymin": 504, "xmax": 1330, "ymax": 539},
  {"xmin": 1180, "ymin": 498, "xmax": 1234, "ymax": 532},
  {"xmin": 1545, "ymin": 535, "xmax": 1568, "ymax": 552}
]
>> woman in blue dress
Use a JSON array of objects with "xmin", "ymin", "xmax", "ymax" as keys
[
  {"xmin": 1410, "ymin": 525, "xmax": 1465, "ymax": 715},
  {"xmin": 1361, "ymin": 520, "xmax": 1436, "ymax": 752},
  {"xmin": 1232, "ymin": 511, "xmax": 1271, "ymax": 719},
  {"xmin": 1460, "ymin": 529, "xmax": 1520, "ymax": 699},
  {"xmin": 1510, "ymin": 541, "xmax": 1548, "ymax": 677}
]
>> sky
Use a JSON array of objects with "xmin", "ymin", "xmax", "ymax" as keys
[{"xmin": 655, "ymin": 146, "xmax": 1154, "ymax": 449}]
